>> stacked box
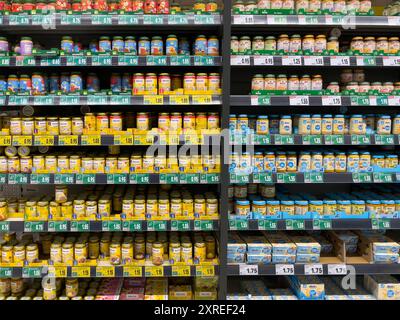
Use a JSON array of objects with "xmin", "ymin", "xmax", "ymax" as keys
[
  {"xmin": 241, "ymin": 234, "xmax": 272, "ymax": 265},
  {"xmin": 357, "ymin": 233, "xmax": 400, "ymax": 264},
  {"xmin": 364, "ymin": 275, "xmax": 400, "ymax": 300},
  {"xmin": 333, "ymin": 231, "xmax": 359, "ymax": 254},
  {"xmin": 228, "ymin": 232, "xmax": 246, "ymax": 264},
  {"xmin": 290, "ymin": 236, "xmax": 321, "ymax": 263},
  {"xmin": 263, "ymin": 232, "xmax": 296, "ymax": 264}
]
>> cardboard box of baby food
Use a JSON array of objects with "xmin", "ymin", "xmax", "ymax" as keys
[
  {"xmin": 295, "ymin": 253, "xmax": 320, "ymax": 263},
  {"xmin": 240, "ymin": 234, "xmax": 272, "ymax": 254},
  {"xmin": 364, "ymin": 275, "xmax": 400, "ymax": 300},
  {"xmin": 246, "ymin": 254, "xmax": 272, "ymax": 265},
  {"xmin": 290, "ymin": 236, "xmax": 321, "ymax": 254},
  {"xmin": 272, "ymin": 254, "xmax": 296, "ymax": 264},
  {"xmin": 263, "ymin": 232, "xmax": 296, "ymax": 255}
]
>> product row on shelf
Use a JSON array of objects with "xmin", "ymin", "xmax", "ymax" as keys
[
  {"xmin": 227, "ymin": 276, "xmax": 399, "ymax": 300},
  {"xmin": 0, "ymin": 277, "xmax": 219, "ymax": 300}
]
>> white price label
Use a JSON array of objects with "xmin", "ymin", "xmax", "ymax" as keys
[
  {"xmin": 322, "ymin": 96, "xmax": 342, "ymax": 106},
  {"xmin": 303, "ymin": 56, "xmax": 324, "ymax": 66},
  {"xmin": 250, "ymin": 96, "xmax": 259, "ymax": 105},
  {"xmin": 369, "ymin": 96, "xmax": 377, "ymax": 106},
  {"xmin": 388, "ymin": 96, "xmax": 400, "ymax": 106},
  {"xmin": 330, "ymin": 56, "xmax": 350, "ymax": 66},
  {"xmin": 383, "ymin": 56, "xmax": 400, "ymax": 66},
  {"xmin": 275, "ymin": 264, "xmax": 295, "ymax": 275},
  {"xmin": 328, "ymin": 264, "xmax": 347, "ymax": 275},
  {"xmin": 388, "ymin": 16, "xmax": 400, "ymax": 25},
  {"xmin": 282, "ymin": 56, "xmax": 302, "ymax": 66},
  {"xmin": 231, "ymin": 55, "xmax": 251, "ymax": 66},
  {"xmin": 233, "ymin": 15, "xmax": 254, "ymax": 24},
  {"xmin": 253, "ymin": 56, "xmax": 274, "ymax": 66},
  {"xmin": 304, "ymin": 264, "xmax": 323, "ymax": 275},
  {"xmin": 239, "ymin": 264, "xmax": 259, "ymax": 275},
  {"xmin": 289, "ymin": 96, "xmax": 310, "ymax": 106}
]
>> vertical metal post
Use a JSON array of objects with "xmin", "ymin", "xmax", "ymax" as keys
[{"xmin": 218, "ymin": 0, "xmax": 231, "ymax": 300}]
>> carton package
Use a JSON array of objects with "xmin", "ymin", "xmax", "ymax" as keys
[
  {"xmin": 246, "ymin": 254, "xmax": 272, "ymax": 265},
  {"xmin": 240, "ymin": 234, "xmax": 272, "ymax": 254},
  {"xmin": 287, "ymin": 276, "xmax": 325, "ymax": 300},
  {"xmin": 290, "ymin": 236, "xmax": 321, "ymax": 254},
  {"xmin": 295, "ymin": 253, "xmax": 320, "ymax": 263},
  {"xmin": 228, "ymin": 232, "xmax": 247, "ymax": 254},
  {"xmin": 263, "ymin": 232, "xmax": 296, "ymax": 255},
  {"xmin": 364, "ymin": 275, "xmax": 400, "ymax": 300},
  {"xmin": 272, "ymin": 254, "xmax": 296, "ymax": 264},
  {"xmin": 228, "ymin": 253, "xmax": 246, "ymax": 264}
]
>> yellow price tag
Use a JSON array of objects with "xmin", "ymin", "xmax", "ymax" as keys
[
  {"xmin": 82, "ymin": 134, "xmax": 101, "ymax": 146},
  {"xmin": 34, "ymin": 135, "xmax": 54, "ymax": 146},
  {"xmin": 171, "ymin": 265, "xmax": 191, "ymax": 277},
  {"xmin": 58, "ymin": 135, "xmax": 78, "ymax": 146},
  {"xmin": 96, "ymin": 266, "xmax": 115, "ymax": 277},
  {"xmin": 145, "ymin": 266, "xmax": 164, "ymax": 277},
  {"xmin": 12, "ymin": 135, "xmax": 32, "ymax": 146},
  {"xmin": 123, "ymin": 266, "xmax": 142, "ymax": 277},
  {"xmin": 192, "ymin": 95, "xmax": 212, "ymax": 105},
  {"xmin": 170, "ymin": 95, "xmax": 189, "ymax": 105},
  {"xmin": 196, "ymin": 265, "xmax": 215, "ymax": 276},
  {"xmin": 114, "ymin": 134, "xmax": 133, "ymax": 145},
  {"xmin": 71, "ymin": 266, "xmax": 91, "ymax": 277},
  {"xmin": 144, "ymin": 95, "xmax": 164, "ymax": 105},
  {"xmin": 0, "ymin": 135, "xmax": 11, "ymax": 146},
  {"xmin": 48, "ymin": 266, "xmax": 67, "ymax": 278}
]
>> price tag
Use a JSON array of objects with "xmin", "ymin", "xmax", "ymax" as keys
[
  {"xmin": 267, "ymin": 15, "xmax": 287, "ymax": 24},
  {"xmin": 303, "ymin": 56, "xmax": 324, "ymax": 66},
  {"xmin": 172, "ymin": 266, "xmax": 191, "ymax": 277},
  {"xmin": 274, "ymin": 135, "xmax": 294, "ymax": 145},
  {"xmin": 192, "ymin": 95, "xmax": 213, "ymax": 105},
  {"xmin": 81, "ymin": 135, "xmax": 101, "ymax": 146},
  {"xmin": 34, "ymin": 135, "xmax": 54, "ymax": 146},
  {"xmin": 196, "ymin": 265, "xmax": 215, "ymax": 276},
  {"xmin": 144, "ymin": 95, "xmax": 163, "ymax": 105},
  {"xmin": 71, "ymin": 221, "xmax": 89, "ymax": 233},
  {"xmin": 23, "ymin": 267, "xmax": 42, "ymax": 278},
  {"xmin": 147, "ymin": 56, "xmax": 167, "ymax": 66},
  {"xmin": 277, "ymin": 173, "xmax": 297, "ymax": 183},
  {"xmin": 8, "ymin": 96, "xmax": 29, "ymax": 106},
  {"xmin": 388, "ymin": 96, "xmax": 400, "ymax": 106},
  {"xmin": 375, "ymin": 134, "xmax": 394, "ymax": 145},
  {"xmin": 322, "ymin": 96, "xmax": 342, "ymax": 106},
  {"xmin": 129, "ymin": 173, "xmax": 150, "ymax": 184},
  {"xmin": 96, "ymin": 266, "xmax": 115, "ymax": 277},
  {"xmin": 356, "ymin": 56, "xmax": 376, "ymax": 66},
  {"xmin": 313, "ymin": 219, "xmax": 332, "ymax": 230},
  {"xmin": 233, "ymin": 15, "xmax": 254, "ymax": 24},
  {"xmin": 167, "ymin": 14, "xmax": 189, "ymax": 24},
  {"xmin": 76, "ymin": 174, "xmax": 96, "ymax": 184},
  {"xmin": 87, "ymin": 95, "xmax": 108, "ymax": 105},
  {"xmin": 160, "ymin": 173, "xmax": 179, "ymax": 184},
  {"xmin": 282, "ymin": 56, "xmax": 302, "ymax": 66},
  {"xmin": 276, "ymin": 264, "xmax": 295, "ymax": 275},
  {"xmin": 0, "ymin": 221, "xmax": 10, "ymax": 232},
  {"xmin": 71, "ymin": 266, "xmax": 91, "ymax": 277},
  {"xmin": 91, "ymin": 55, "xmax": 112, "ymax": 66},
  {"xmin": 48, "ymin": 266, "xmax": 67, "ymax": 278},
  {"xmin": 251, "ymin": 96, "xmax": 270, "ymax": 106},
  {"xmin": 33, "ymin": 96, "xmax": 54, "ymax": 105},
  {"xmin": 60, "ymin": 14, "xmax": 81, "ymax": 25},
  {"xmin": 200, "ymin": 173, "xmax": 219, "ymax": 184},
  {"xmin": 30, "ymin": 174, "xmax": 51, "ymax": 184},
  {"xmin": 373, "ymin": 172, "xmax": 393, "ymax": 183},
  {"xmin": 109, "ymin": 95, "xmax": 130, "ymax": 105},
  {"xmin": 8, "ymin": 174, "xmax": 28, "ymax": 184},
  {"xmin": 253, "ymin": 55, "xmax": 274, "ymax": 65},
  {"xmin": 231, "ymin": 55, "xmax": 250, "ymax": 66},
  {"xmin": 143, "ymin": 15, "xmax": 164, "ymax": 24},
  {"xmin": 257, "ymin": 219, "xmax": 277, "ymax": 230},
  {"xmin": 304, "ymin": 172, "xmax": 324, "ymax": 183},
  {"xmin": 0, "ymin": 174, "xmax": 6, "ymax": 184},
  {"xmin": 328, "ymin": 264, "xmax": 347, "ymax": 275},
  {"xmin": 60, "ymin": 96, "xmax": 80, "ymax": 105},
  {"xmin": 289, "ymin": 96, "xmax": 309, "ymax": 106},
  {"xmin": 66, "ymin": 56, "xmax": 87, "ymax": 66},
  {"xmin": 302, "ymin": 135, "xmax": 322, "ymax": 145},
  {"xmin": 383, "ymin": 56, "xmax": 400, "ymax": 66},
  {"xmin": 239, "ymin": 264, "xmax": 258, "ymax": 275},
  {"xmin": 388, "ymin": 16, "xmax": 400, "ymax": 25},
  {"xmin": 0, "ymin": 267, "xmax": 12, "ymax": 278},
  {"xmin": 0, "ymin": 57, "xmax": 10, "ymax": 66},
  {"xmin": 229, "ymin": 219, "xmax": 249, "ymax": 230},
  {"xmin": 169, "ymin": 95, "xmax": 190, "ymax": 105},
  {"xmin": 147, "ymin": 220, "xmax": 167, "ymax": 232},
  {"xmin": 123, "ymin": 266, "xmax": 142, "ymax": 277},
  {"xmin": 252, "ymin": 173, "xmax": 273, "ymax": 184},
  {"xmin": 114, "ymin": 134, "xmax": 133, "ymax": 145},
  {"xmin": 194, "ymin": 220, "xmax": 214, "ymax": 231},
  {"xmin": 330, "ymin": 56, "xmax": 350, "ymax": 66},
  {"xmin": 117, "ymin": 15, "xmax": 139, "ymax": 25},
  {"xmin": 54, "ymin": 174, "xmax": 74, "ymax": 184},
  {"xmin": 58, "ymin": 135, "xmax": 78, "ymax": 146},
  {"xmin": 194, "ymin": 56, "xmax": 214, "ymax": 66},
  {"xmin": 9, "ymin": 15, "xmax": 30, "ymax": 25},
  {"xmin": 12, "ymin": 135, "xmax": 32, "ymax": 146},
  {"xmin": 171, "ymin": 220, "xmax": 190, "ymax": 231},
  {"xmin": 304, "ymin": 264, "xmax": 323, "ymax": 275},
  {"xmin": 351, "ymin": 134, "xmax": 370, "ymax": 145},
  {"xmin": 48, "ymin": 221, "xmax": 68, "ymax": 232},
  {"xmin": 91, "ymin": 15, "xmax": 113, "ymax": 25},
  {"xmin": 0, "ymin": 135, "xmax": 11, "ymax": 146},
  {"xmin": 352, "ymin": 172, "xmax": 372, "ymax": 183},
  {"xmin": 117, "ymin": 56, "xmax": 139, "ymax": 66},
  {"xmin": 122, "ymin": 220, "xmax": 143, "ymax": 231},
  {"xmin": 285, "ymin": 219, "xmax": 305, "ymax": 230},
  {"xmin": 170, "ymin": 56, "xmax": 190, "ymax": 66},
  {"xmin": 102, "ymin": 220, "xmax": 122, "ymax": 231},
  {"xmin": 145, "ymin": 266, "xmax": 164, "ymax": 277},
  {"xmin": 24, "ymin": 221, "xmax": 45, "ymax": 232}
]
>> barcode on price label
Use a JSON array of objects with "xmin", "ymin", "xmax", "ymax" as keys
[
  {"xmin": 322, "ymin": 96, "xmax": 342, "ymax": 106},
  {"xmin": 328, "ymin": 264, "xmax": 347, "ymax": 275},
  {"xmin": 304, "ymin": 264, "xmax": 323, "ymax": 275},
  {"xmin": 275, "ymin": 264, "xmax": 295, "ymax": 275},
  {"xmin": 289, "ymin": 96, "xmax": 309, "ymax": 106},
  {"xmin": 253, "ymin": 56, "xmax": 274, "ymax": 65},
  {"xmin": 233, "ymin": 15, "xmax": 254, "ymax": 24},
  {"xmin": 383, "ymin": 57, "xmax": 400, "ymax": 66},
  {"xmin": 282, "ymin": 56, "xmax": 302, "ymax": 66},
  {"xmin": 239, "ymin": 264, "xmax": 259, "ymax": 275},
  {"xmin": 330, "ymin": 56, "xmax": 350, "ymax": 66}
]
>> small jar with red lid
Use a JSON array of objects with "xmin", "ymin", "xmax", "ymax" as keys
[
  {"xmin": 12, "ymin": 0, "xmax": 24, "ymax": 12},
  {"xmin": 94, "ymin": 0, "xmax": 108, "ymax": 11},
  {"xmin": 22, "ymin": 0, "xmax": 35, "ymax": 11}
]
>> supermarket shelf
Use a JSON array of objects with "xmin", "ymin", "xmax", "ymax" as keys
[
  {"xmin": 0, "ymin": 95, "xmax": 221, "ymax": 106},
  {"xmin": 0, "ymin": 55, "xmax": 221, "ymax": 67},
  {"xmin": 0, "ymin": 173, "xmax": 220, "ymax": 184},
  {"xmin": 0, "ymin": 219, "xmax": 219, "ymax": 233},
  {"xmin": 228, "ymin": 218, "xmax": 400, "ymax": 231},
  {"xmin": 227, "ymin": 262, "xmax": 400, "ymax": 276},
  {"xmin": 230, "ymin": 172, "xmax": 399, "ymax": 184},
  {"xmin": 0, "ymin": 13, "xmax": 222, "ymax": 29},
  {"xmin": 0, "ymin": 264, "xmax": 219, "ymax": 278},
  {"xmin": 231, "ymin": 55, "xmax": 400, "ymax": 67},
  {"xmin": 230, "ymin": 95, "xmax": 400, "ymax": 107},
  {"xmin": 231, "ymin": 14, "xmax": 400, "ymax": 28},
  {"xmin": 230, "ymin": 134, "xmax": 398, "ymax": 146},
  {"xmin": 1, "ymin": 134, "xmax": 221, "ymax": 147}
]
